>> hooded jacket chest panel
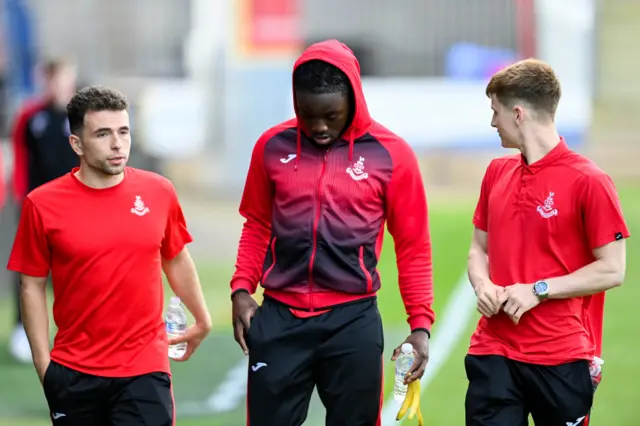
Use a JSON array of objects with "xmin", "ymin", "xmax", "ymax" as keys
[{"xmin": 264, "ymin": 133, "xmax": 392, "ymax": 220}]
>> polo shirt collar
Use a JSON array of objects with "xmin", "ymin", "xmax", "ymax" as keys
[{"xmin": 520, "ymin": 137, "xmax": 568, "ymax": 173}]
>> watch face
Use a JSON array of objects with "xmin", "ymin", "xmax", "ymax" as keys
[{"xmin": 534, "ymin": 281, "xmax": 548, "ymax": 295}]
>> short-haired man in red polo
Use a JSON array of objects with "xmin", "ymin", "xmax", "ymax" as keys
[{"xmin": 465, "ymin": 59, "xmax": 629, "ymax": 426}]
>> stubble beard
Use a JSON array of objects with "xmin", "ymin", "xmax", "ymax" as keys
[{"xmin": 88, "ymin": 159, "xmax": 127, "ymax": 177}]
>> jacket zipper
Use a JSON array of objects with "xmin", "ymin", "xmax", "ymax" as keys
[
  {"xmin": 358, "ymin": 246, "xmax": 373, "ymax": 293},
  {"xmin": 308, "ymin": 149, "xmax": 330, "ymax": 311}
]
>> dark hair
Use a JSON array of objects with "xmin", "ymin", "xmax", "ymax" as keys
[
  {"xmin": 486, "ymin": 58, "xmax": 561, "ymax": 117},
  {"xmin": 293, "ymin": 60, "xmax": 351, "ymax": 96},
  {"xmin": 66, "ymin": 86, "xmax": 129, "ymax": 134}
]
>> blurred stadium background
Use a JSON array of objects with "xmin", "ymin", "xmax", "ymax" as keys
[{"xmin": 0, "ymin": 0, "xmax": 637, "ymax": 425}]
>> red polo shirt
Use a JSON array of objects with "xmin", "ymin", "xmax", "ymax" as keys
[
  {"xmin": 7, "ymin": 167, "xmax": 193, "ymax": 377},
  {"xmin": 468, "ymin": 139, "xmax": 630, "ymax": 365}
]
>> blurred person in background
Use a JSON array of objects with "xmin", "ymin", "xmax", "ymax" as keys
[
  {"xmin": 466, "ymin": 59, "xmax": 628, "ymax": 426},
  {"xmin": 0, "ymin": 35, "xmax": 9, "ymax": 213},
  {"xmin": 8, "ymin": 57, "xmax": 78, "ymax": 363},
  {"xmin": 230, "ymin": 39, "xmax": 434, "ymax": 426},
  {"xmin": 7, "ymin": 86, "xmax": 211, "ymax": 425},
  {"xmin": 0, "ymin": 35, "xmax": 9, "ymax": 139}
]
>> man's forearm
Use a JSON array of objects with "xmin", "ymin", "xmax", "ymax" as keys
[
  {"xmin": 547, "ymin": 259, "xmax": 624, "ymax": 299},
  {"xmin": 468, "ymin": 247, "xmax": 491, "ymax": 293},
  {"xmin": 20, "ymin": 278, "xmax": 50, "ymax": 363},
  {"xmin": 163, "ymin": 249, "xmax": 212, "ymax": 327}
]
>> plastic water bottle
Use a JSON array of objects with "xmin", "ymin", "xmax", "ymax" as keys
[
  {"xmin": 589, "ymin": 356, "xmax": 604, "ymax": 392},
  {"xmin": 394, "ymin": 343, "xmax": 415, "ymax": 402},
  {"xmin": 165, "ymin": 297, "xmax": 187, "ymax": 359}
]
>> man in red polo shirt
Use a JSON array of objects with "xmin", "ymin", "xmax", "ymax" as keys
[
  {"xmin": 7, "ymin": 86, "xmax": 212, "ymax": 425},
  {"xmin": 465, "ymin": 59, "xmax": 629, "ymax": 426}
]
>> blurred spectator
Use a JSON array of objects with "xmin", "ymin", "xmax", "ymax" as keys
[
  {"xmin": 0, "ymin": 34, "xmax": 9, "ymax": 138},
  {"xmin": 8, "ymin": 57, "xmax": 78, "ymax": 364}
]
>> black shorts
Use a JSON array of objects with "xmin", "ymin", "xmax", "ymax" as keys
[
  {"xmin": 464, "ymin": 354, "xmax": 593, "ymax": 426},
  {"xmin": 43, "ymin": 360, "xmax": 174, "ymax": 425},
  {"xmin": 245, "ymin": 296, "xmax": 384, "ymax": 426}
]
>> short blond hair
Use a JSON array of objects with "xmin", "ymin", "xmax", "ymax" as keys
[{"xmin": 486, "ymin": 58, "xmax": 561, "ymax": 116}]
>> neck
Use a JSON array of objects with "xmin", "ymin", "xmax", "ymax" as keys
[
  {"xmin": 520, "ymin": 124, "xmax": 560, "ymax": 165},
  {"xmin": 75, "ymin": 164, "xmax": 124, "ymax": 189},
  {"xmin": 45, "ymin": 94, "xmax": 66, "ymax": 111}
]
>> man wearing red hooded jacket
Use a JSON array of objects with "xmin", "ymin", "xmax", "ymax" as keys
[{"xmin": 229, "ymin": 39, "xmax": 435, "ymax": 425}]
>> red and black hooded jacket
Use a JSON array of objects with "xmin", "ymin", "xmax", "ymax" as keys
[{"xmin": 230, "ymin": 39, "xmax": 435, "ymax": 332}]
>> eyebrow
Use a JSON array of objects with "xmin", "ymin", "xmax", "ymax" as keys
[{"xmin": 93, "ymin": 126, "xmax": 130, "ymax": 134}]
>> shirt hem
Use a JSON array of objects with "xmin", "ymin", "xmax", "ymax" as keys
[
  {"xmin": 467, "ymin": 347, "xmax": 593, "ymax": 366},
  {"xmin": 6, "ymin": 261, "xmax": 49, "ymax": 277},
  {"xmin": 51, "ymin": 355, "xmax": 171, "ymax": 378}
]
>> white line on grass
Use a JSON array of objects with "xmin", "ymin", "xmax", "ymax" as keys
[
  {"xmin": 380, "ymin": 273, "xmax": 477, "ymax": 426},
  {"xmin": 178, "ymin": 356, "xmax": 249, "ymax": 416}
]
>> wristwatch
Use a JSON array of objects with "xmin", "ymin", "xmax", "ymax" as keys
[{"xmin": 533, "ymin": 280, "xmax": 549, "ymax": 300}]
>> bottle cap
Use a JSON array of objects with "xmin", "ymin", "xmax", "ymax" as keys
[
  {"xmin": 170, "ymin": 296, "xmax": 181, "ymax": 305},
  {"xmin": 401, "ymin": 343, "xmax": 414, "ymax": 354}
]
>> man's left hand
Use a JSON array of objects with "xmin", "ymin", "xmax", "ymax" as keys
[
  {"xmin": 168, "ymin": 321, "xmax": 212, "ymax": 362},
  {"xmin": 391, "ymin": 331, "xmax": 430, "ymax": 384},
  {"xmin": 501, "ymin": 283, "xmax": 540, "ymax": 325}
]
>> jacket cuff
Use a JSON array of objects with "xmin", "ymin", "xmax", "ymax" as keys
[
  {"xmin": 408, "ymin": 315, "xmax": 433, "ymax": 335},
  {"xmin": 230, "ymin": 278, "xmax": 255, "ymax": 296}
]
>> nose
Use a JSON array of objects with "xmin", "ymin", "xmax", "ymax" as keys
[
  {"xmin": 111, "ymin": 134, "xmax": 123, "ymax": 150},
  {"xmin": 311, "ymin": 120, "xmax": 329, "ymax": 134}
]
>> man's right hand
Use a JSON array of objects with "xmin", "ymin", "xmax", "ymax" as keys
[
  {"xmin": 35, "ymin": 357, "xmax": 51, "ymax": 385},
  {"xmin": 475, "ymin": 282, "xmax": 506, "ymax": 318},
  {"xmin": 232, "ymin": 291, "xmax": 259, "ymax": 355}
]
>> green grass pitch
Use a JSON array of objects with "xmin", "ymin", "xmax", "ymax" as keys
[{"xmin": 0, "ymin": 185, "xmax": 637, "ymax": 426}]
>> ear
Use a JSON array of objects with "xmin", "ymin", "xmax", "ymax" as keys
[
  {"xmin": 69, "ymin": 134, "xmax": 83, "ymax": 156},
  {"xmin": 513, "ymin": 105, "xmax": 525, "ymax": 125}
]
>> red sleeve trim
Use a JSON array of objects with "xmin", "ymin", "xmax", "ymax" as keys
[
  {"xmin": 6, "ymin": 261, "xmax": 49, "ymax": 277},
  {"xmin": 409, "ymin": 315, "xmax": 433, "ymax": 332},
  {"xmin": 590, "ymin": 230, "xmax": 630, "ymax": 250},
  {"xmin": 162, "ymin": 238, "xmax": 194, "ymax": 262},
  {"xmin": 230, "ymin": 278, "xmax": 255, "ymax": 294},
  {"xmin": 472, "ymin": 217, "xmax": 488, "ymax": 232}
]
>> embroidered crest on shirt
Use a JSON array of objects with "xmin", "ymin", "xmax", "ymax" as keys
[
  {"xmin": 131, "ymin": 196, "xmax": 150, "ymax": 216},
  {"xmin": 537, "ymin": 192, "xmax": 558, "ymax": 218},
  {"xmin": 346, "ymin": 156, "xmax": 369, "ymax": 181}
]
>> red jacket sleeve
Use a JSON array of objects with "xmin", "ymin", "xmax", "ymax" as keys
[
  {"xmin": 384, "ymin": 138, "xmax": 435, "ymax": 332},
  {"xmin": 230, "ymin": 131, "xmax": 275, "ymax": 295}
]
